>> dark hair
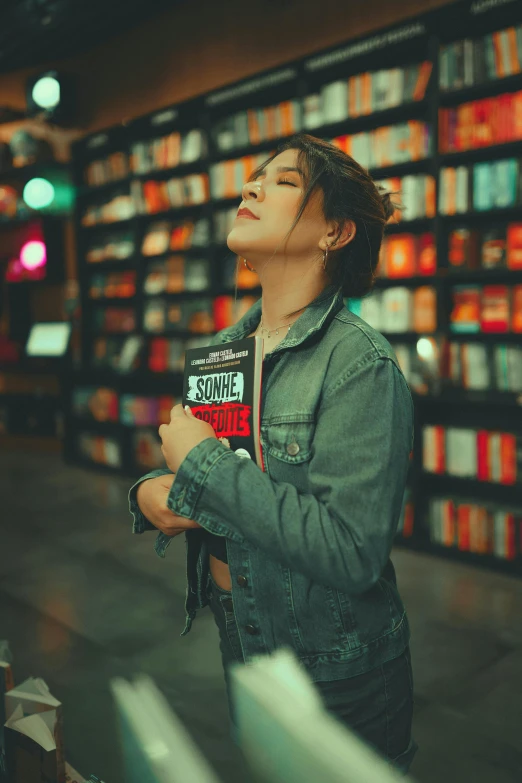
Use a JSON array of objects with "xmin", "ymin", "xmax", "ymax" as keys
[{"xmin": 234, "ymin": 132, "xmax": 399, "ymax": 320}]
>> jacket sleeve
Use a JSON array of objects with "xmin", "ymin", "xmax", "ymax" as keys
[
  {"xmin": 128, "ymin": 468, "xmax": 173, "ymax": 534},
  {"xmin": 165, "ymin": 352, "xmax": 414, "ymax": 594}
]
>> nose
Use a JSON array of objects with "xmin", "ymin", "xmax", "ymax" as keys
[{"xmin": 241, "ymin": 179, "xmax": 264, "ymax": 202}]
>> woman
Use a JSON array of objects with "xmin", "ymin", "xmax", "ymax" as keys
[{"xmin": 130, "ymin": 133, "xmax": 417, "ymax": 774}]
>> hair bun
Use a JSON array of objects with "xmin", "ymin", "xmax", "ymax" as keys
[{"xmin": 381, "ymin": 190, "xmax": 395, "ymax": 221}]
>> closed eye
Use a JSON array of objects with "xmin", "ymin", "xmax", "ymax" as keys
[{"xmin": 279, "ymin": 179, "xmax": 297, "ymax": 186}]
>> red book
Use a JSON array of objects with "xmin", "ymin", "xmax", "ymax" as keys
[
  {"xmin": 477, "ymin": 430, "xmax": 490, "ymax": 481},
  {"xmin": 507, "ymin": 223, "xmax": 522, "ymax": 270},
  {"xmin": 505, "ymin": 514, "xmax": 516, "ymax": 560},
  {"xmin": 417, "ymin": 233, "xmax": 437, "ymax": 275},
  {"xmin": 457, "ymin": 505, "xmax": 471, "ymax": 551},
  {"xmin": 480, "ymin": 285, "xmax": 510, "ymax": 332}
]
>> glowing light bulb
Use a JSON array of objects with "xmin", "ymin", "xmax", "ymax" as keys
[
  {"xmin": 20, "ymin": 241, "xmax": 47, "ymax": 270},
  {"xmin": 32, "ymin": 76, "xmax": 60, "ymax": 109},
  {"xmin": 416, "ymin": 337, "xmax": 434, "ymax": 361},
  {"xmin": 23, "ymin": 178, "xmax": 55, "ymax": 209}
]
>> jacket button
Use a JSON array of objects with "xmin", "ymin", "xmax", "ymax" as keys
[
  {"xmin": 237, "ymin": 575, "xmax": 248, "ymax": 587},
  {"xmin": 287, "ymin": 441, "xmax": 300, "ymax": 456},
  {"xmin": 245, "ymin": 624, "xmax": 258, "ymax": 635}
]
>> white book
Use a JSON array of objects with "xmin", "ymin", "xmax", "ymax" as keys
[
  {"xmin": 423, "ymin": 425, "xmax": 435, "ymax": 473},
  {"xmin": 494, "ymin": 511, "xmax": 506, "ymax": 558},
  {"xmin": 463, "ymin": 39, "xmax": 474, "ymax": 86},
  {"xmin": 321, "ymin": 80, "xmax": 348, "ymax": 124},
  {"xmin": 229, "ymin": 646, "xmax": 412, "ymax": 783},
  {"xmin": 463, "ymin": 343, "xmax": 490, "ymax": 389},
  {"xmin": 382, "ymin": 287, "xmax": 412, "ymax": 333},
  {"xmin": 489, "ymin": 432, "xmax": 502, "ymax": 482},
  {"xmin": 303, "ymin": 94, "xmax": 323, "ymax": 129},
  {"xmin": 400, "ymin": 176, "xmax": 418, "ymax": 221},
  {"xmin": 111, "ymin": 675, "xmax": 224, "ymax": 783},
  {"xmin": 360, "ymin": 291, "xmax": 383, "ymax": 330},
  {"xmin": 455, "ymin": 166, "xmax": 469, "ymax": 213}
]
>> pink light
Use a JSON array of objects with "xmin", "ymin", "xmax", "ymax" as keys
[{"xmin": 20, "ymin": 240, "xmax": 47, "ymax": 270}]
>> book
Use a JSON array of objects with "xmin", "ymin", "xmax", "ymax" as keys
[
  {"xmin": 4, "ymin": 678, "xmax": 65, "ymax": 783},
  {"xmin": 448, "ymin": 228, "xmax": 480, "ymax": 271},
  {"xmin": 507, "ymin": 223, "xmax": 522, "ymax": 270},
  {"xmin": 0, "ymin": 642, "xmax": 14, "ymax": 780},
  {"xmin": 111, "ymin": 675, "xmax": 224, "ymax": 783},
  {"xmin": 228, "ymin": 645, "xmax": 412, "ymax": 783},
  {"xmin": 182, "ymin": 336, "xmax": 265, "ymax": 468}
]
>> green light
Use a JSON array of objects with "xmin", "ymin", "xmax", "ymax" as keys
[
  {"xmin": 32, "ymin": 76, "xmax": 60, "ymax": 110},
  {"xmin": 23, "ymin": 178, "xmax": 55, "ymax": 209}
]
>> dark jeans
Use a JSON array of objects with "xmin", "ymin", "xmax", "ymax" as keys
[{"xmin": 206, "ymin": 570, "xmax": 418, "ymax": 775}]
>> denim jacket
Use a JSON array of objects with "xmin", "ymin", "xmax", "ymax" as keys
[{"xmin": 128, "ymin": 282, "xmax": 415, "ymax": 682}]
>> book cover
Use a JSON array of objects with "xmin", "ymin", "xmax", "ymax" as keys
[
  {"xmin": 481, "ymin": 228, "xmax": 507, "ymax": 269},
  {"xmin": 385, "ymin": 234, "xmax": 416, "ymax": 278},
  {"xmin": 413, "ymin": 286, "xmax": 437, "ymax": 333},
  {"xmin": 182, "ymin": 336, "xmax": 265, "ymax": 469},
  {"xmin": 417, "ymin": 233, "xmax": 437, "ymax": 275},
  {"xmin": 512, "ymin": 285, "xmax": 522, "ymax": 333},
  {"xmin": 480, "ymin": 285, "xmax": 510, "ymax": 333},
  {"xmin": 448, "ymin": 228, "xmax": 480, "ymax": 271},
  {"xmin": 450, "ymin": 286, "xmax": 481, "ymax": 333},
  {"xmin": 507, "ymin": 223, "xmax": 522, "ymax": 270}
]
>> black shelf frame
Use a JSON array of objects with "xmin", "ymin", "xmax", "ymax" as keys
[{"xmin": 67, "ymin": 0, "xmax": 522, "ymax": 577}]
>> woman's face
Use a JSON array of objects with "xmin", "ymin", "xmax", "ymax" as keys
[{"xmin": 226, "ymin": 148, "xmax": 328, "ymax": 265}]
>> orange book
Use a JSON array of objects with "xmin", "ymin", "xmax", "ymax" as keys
[
  {"xmin": 492, "ymin": 31, "xmax": 505, "ymax": 78},
  {"xmin": 507, "ymin": 224, "xmax": 522, "ymax": 270},
  {"xmin": 348, "ymin": 76, "xmax": 357, "ymax": 117},
  {"xmin": 500, "ymin": 433, "xmax": 516, "ymax": 485},
  {"xmin": 480, "ymin": 285, "xmax": 510, "ymax": 333},
  {"xmin": 361, "ymin": 72, "xmax": 372, "ymax": 115},
  {"xmin": 402, "ymin": 501, "xmax": 415, "ymax": 538},
  {"xmin": 506, "ymin": 27, "xmax": 521, "ymax": 74},
  {"xmin": 247, "ymin": 109, "xmax": 261, "ymax": 146},
  {"xmin": 224, "ymin": 161, "xmax": 236, "ymax": 198},
  {"xmin": 511, "ymin": 286, "xmax": 522, "ymax": 333},
  {"xmin": 413, "ymin": 286, "xmax": 437, "ymax": 333},
  {"xmin": 435, "ymin": 425, "xmax": 446, "ymax": 473},
  {"xmin": 279, "ymin": 101, "xmax": 293, "ymax": 137},
  {"xmin": 385, "ymin": 234, "xmax": 416, "ymax": 277},
  {"xmin": 413, "ymin": 61, "xmax": 433, "ymax": 101},
  {"xmin": 265, "ymin": 106, "xmax": 277, "ymax": 140},
  {"xmin": 425, "ymin": 176, "xmax": 436, "ymax": 217},
  {"xmin": 514, "ymin": 91, "xmax": 522, "ymax": 140},
  {"xmin": 457, "ymin": 505, "xmax": 471, "ymax": 551},
  {"xmin": 446, "ymin": 167, "xmax": 457, "ymax": 215}
]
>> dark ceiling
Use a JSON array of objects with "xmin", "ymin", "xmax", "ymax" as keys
[{"xmin": 0, "ymin": 0, "xmax": 185, "ymax": 74}]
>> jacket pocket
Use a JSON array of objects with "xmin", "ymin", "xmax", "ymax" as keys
[
  {"xmin": 262, "ymin": 416, "xmax": 315, "ymax": 463},
  {"xmin": 261, "ymin": 416, "xmax": 315, "ymax": 486}
]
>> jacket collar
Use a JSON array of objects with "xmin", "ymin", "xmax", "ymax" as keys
[{"xmin": 220, "ymin": 282, "xmax": 345, "ymax": 356}]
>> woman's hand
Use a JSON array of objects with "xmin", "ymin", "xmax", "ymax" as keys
[
  {"xmin": 136, "ymin": 474, "xmax": 202, "ymax": 537},
  {"xmin": 158, "ymin": 404, "xmax": 217, "ymax": 474}
]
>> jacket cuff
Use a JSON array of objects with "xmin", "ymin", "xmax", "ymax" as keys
[
  {"xmin": 166, "ymin": 437, "xmax": 232, "ymax": 519},
  {"xmin": 128, "ymin": 468, "xmax": 173, "ymax": 534}
]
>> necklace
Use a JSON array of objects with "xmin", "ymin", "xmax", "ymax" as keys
[{"xmin": 256, "ymin": 315, "xmax": 300, "ymax": 338}]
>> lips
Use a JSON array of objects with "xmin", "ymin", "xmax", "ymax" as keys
[{"xmin": 237, "ymin": 207, "xmax": 259, "ymax": 220}]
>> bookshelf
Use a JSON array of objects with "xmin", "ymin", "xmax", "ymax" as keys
[{"xmin": 67, "ymin": 0, "xmax": 522, "ymax": 576}]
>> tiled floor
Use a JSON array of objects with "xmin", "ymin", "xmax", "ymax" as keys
[{"xmin": 1, "ymin": 450, "xmax": 521, "ymax": 782}]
